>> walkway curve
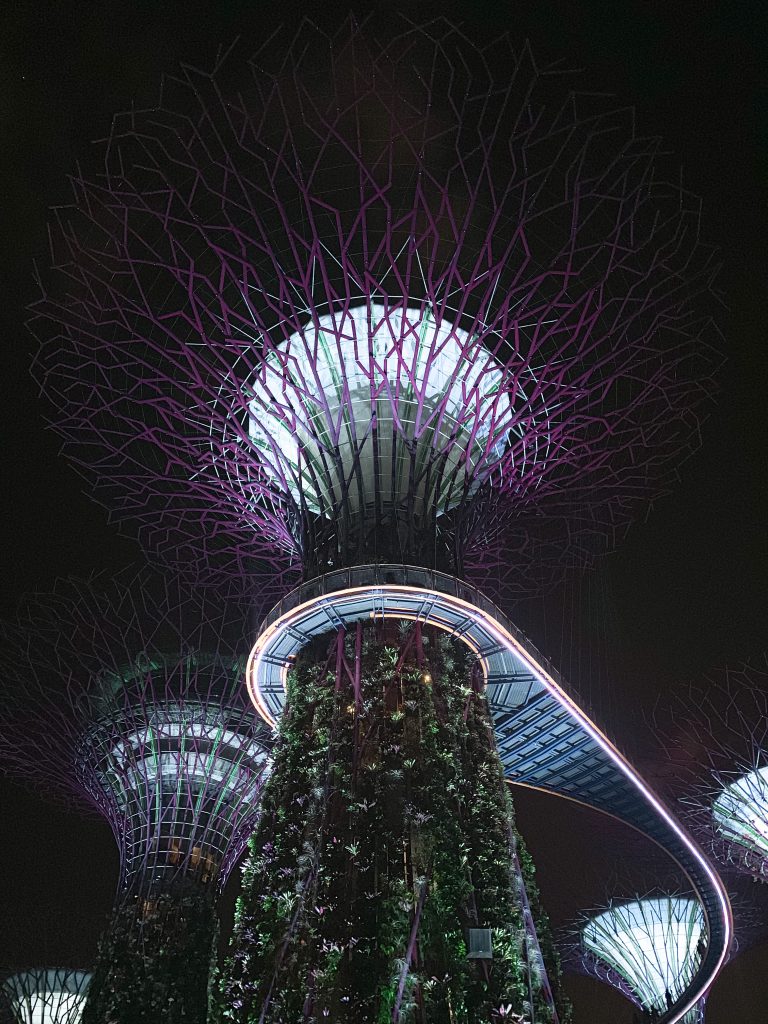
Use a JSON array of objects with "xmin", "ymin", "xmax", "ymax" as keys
[{"xmin": 246, "ymin": 563, "xmax": 731, "ymax": 1024}]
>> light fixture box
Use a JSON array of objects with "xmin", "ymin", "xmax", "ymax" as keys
[{"xmin": 467, "ymin": 927, "xmax": 493, "ymax": 960}]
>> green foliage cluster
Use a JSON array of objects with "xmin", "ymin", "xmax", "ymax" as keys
[
  {"xmin": 219, "ymin": 624, "xmax": 569, "ymax": 1024},
  {"xmin": 82, "ymin": 885, "xmax": 217, "ymax": 1024}
]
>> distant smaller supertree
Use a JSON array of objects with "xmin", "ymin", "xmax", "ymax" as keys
[
  {"xmin": 656, "ymin": 659, "xmax": 768, "ymax": 883},
  {"xmin": 1, "ymin": 970, "xmax": 91, "ymax": 1024},
  {"xmin": 578, "ymin": 895, "xmax": 707, "ymax": 1023},
  {"xmin": 0, "ymin": 571, "xmax": 272, "ymax": 1024}
]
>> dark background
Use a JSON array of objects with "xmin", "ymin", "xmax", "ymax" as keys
[{"xmin": 1, "ymin": 1, "xmax": 766, "ymax": 1021}]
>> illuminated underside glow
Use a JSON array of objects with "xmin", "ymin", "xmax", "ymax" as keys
[
  {"xmin": 247, "ymin": 303, "xmax": 521, "ymax": 516},
  {"xmin": 245, "ymin": 571, "xmax": 731, "ymax": 1024},
  {"xmin": 712, "ymin": 765, "xmax": 768, "ymax": 858},
  {"xmin": 583, "ymin": 898, "xmax": 704, "ymax": 1019},
  {"xmin": 108, "ymin": 723, "xmax": 268, "ymax": 796},
  {"xmin": 87, "ymin": 711, "xmax": 270, "ymax": 811},
  {"xmin": 74, "ymin": 701, "xmax": 272, "ymax": 888},
  {"xmin": 3, "ymin": 970, "xmax": 91, "ymax": 1024}
]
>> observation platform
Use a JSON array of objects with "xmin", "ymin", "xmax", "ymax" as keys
[{"xmin": 246, "ymin": 564, "xmax": 731, "ymax": 1024}]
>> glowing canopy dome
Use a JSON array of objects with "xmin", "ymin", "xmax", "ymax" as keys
[
  {"xmin": 2, "ymin": 970, "xmax": 91, "ymax": 1024},
  {"xmin": 0, "ymin": 574, "xmax": 273, "ymax": 896},
  {"xmin": 712, "ymin": 765, "xmax": 768, "ymax": 859},
  {"xmin": 32, "ymin": 19, "xmax": 719, "ymax": 594},
  {"xmin": 582, "ymin": 897, "xmax": 706, "ymax": 1022},
  {"xmin": 655, "ymin": 662, "xmax": 768, "ymax": 883},
  {"xmin": 78, "ymin": 684, "xmax": 271, "ymax": 893},
  {"xmin": 0, "ymin": 573, "xmax": 274, "ymax": 1024},
  {"xmin": 247, "ymin": 303, "xmax": 518, "ymax": 520}
]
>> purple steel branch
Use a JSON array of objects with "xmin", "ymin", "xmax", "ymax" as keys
[
  {"xmin": 656, "ymin": 659, "xmax": 768, "ymax": 883},
  {"xmin": 0, "ymin": 570, "xmax": 272, "ymax": 896},
  {"xmin": 32, "ymin": 18, "xmax": 718, "ymax": 599}
]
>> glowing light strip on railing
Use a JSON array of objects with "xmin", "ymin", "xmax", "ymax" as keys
[
  {"xmin": 246, "ymin": 595, "xmax": 488, "ymax": 727},
  {"xmin": 245, "ymin": 584, "xmax": 732, "ymax": 1024}
]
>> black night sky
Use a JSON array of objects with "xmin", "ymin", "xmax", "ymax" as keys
[{"xmin": 1, "ymin": 2, "xmax": 766, "ymax": 1021}]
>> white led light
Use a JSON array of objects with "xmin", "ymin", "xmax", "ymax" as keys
[
  {"xmin": 583, "ymin": 898, "xmax": 704, "ymax": 1019},
  {"xmin": 248, "ymin": 304, "xmax": 515, "ymax": 515},
  {"xmin": 713, "ymin": 765, "xmax": 768, "ymax": 857},
  {"xmin": 3, "ymin": 970, "xmax": 91, "ymax": 1024}
]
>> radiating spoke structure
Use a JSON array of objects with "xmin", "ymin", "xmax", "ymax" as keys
[
  {"xmin": 713, "ymin": 768, "xmax": 768, "ymax": 862},
  {"xmin": 658, "ymin": 661, "xmax": 768, "ymax": 883},
  {"xmin": 580, "ymin": 897, "xmax": 707, "ymax": 1023},
  {"xmin": 30, "ymin": 17, "xmax": 726, "ymax": 1024},
  {"xmin": 33, "ymin": 19, "xmax": 718, "ymax": 600},
  {"xmin": 0, "ymin": 572, "xmax": 272, "ymax": 1024},
  {"xmin": 2, "ymin": 970, "xmax": 91, "ymax": 1024}
]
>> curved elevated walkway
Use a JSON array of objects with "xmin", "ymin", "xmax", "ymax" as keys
[{"xmin": 246, "ymin": 564, "xmax": 731, "ymax": 1024}]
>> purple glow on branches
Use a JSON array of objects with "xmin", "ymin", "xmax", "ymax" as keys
[
  {"xmin": 32, "ymin": 19, "xmax": 718, "ymax": 599},
  {"xmin": 657, "ymin": 660, "xmax": 768, "ymax": 884},
  {"xmin": 0, "ymin": 570, "xmax": 272, "ymax": 895}
]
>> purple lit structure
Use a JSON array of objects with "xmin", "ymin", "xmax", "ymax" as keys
[
  {"xmin": 31, "ymin": 20, "xmax": 728, "ymax": 1024},
  {"xmin": 0, "ymin": 572, "xmax": 272, "ymax": 1024},
  {"xmin": 658, "ymin": 660, "xmax": 768, "ymax": 884},
  {"xmin": 33, "ymin": 20, "xmax": 717, "ymax": 600}
]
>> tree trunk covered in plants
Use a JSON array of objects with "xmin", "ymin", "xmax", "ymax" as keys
[
  {"xmin": 82, "ymin": 883, "xmax": 218, "ymax": 1024},
  {"xmin": 219, "ymin": 623, "xmax": 568, "ymax": 1024}
]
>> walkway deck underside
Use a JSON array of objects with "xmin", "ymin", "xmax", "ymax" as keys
[{"xmin": 246, "ymin": 564, "xmax": 732, "ymax": 1024}]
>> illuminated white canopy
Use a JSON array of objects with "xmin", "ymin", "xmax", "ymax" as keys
[
  {"xmin": 106, "ymin": 721, "xmax": 269, "ymax": 798},
  {"xmin": 582, "ymin": 897, "xmax": 705, "ymax": 1019},
  {"xmin": 713, "ymin": 764, "xmax": 768, "ymax": 858},
  {"xmin": 247, "ymin": 303, "xmax": 516, "ymax": 517},
  {"xmin": 80, "ymin": 707, "xmax": 271, "ymax": 826},
  {"xmin": 73, "ymin": 701, "xmax": 273, "ymax": 888},
  {"xmin": 2, "ymin": 970, "xmax": 91, "ymax": 1024}
]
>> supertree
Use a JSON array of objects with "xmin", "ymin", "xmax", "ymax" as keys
[
  {"xmin": 656, "ymin": 659, "xmax": 768, "ymax": 884},
  {"xmin": 31, "ymin": 18, "xmax": 730, "ymax": 1024},
  {"xmin": 0, "ymin": 572, "xmax": 272, "ymax": 1024},
  {"xmin": 32, "ymin": 19, "xmax": 721, "ymax": 599},
  {"xmin": 1, "ymin": 970, "xmax": 91, "ymax": 1024},
  {"xmin": 578, "ymin": 896, "xmax": 707, "ymax": 1023},
  {"xmin": 560, "ymin": 865, "xmax": 766, "ymax": 1024}
]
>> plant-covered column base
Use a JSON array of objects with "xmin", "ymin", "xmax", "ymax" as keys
[
  {"xmin": 221, "ymin": 622, "xmax": 569, "ymax": 1024},
  {"xmin": 83, "ymin": 881, "xmax": 217, "ymax": 1024}
]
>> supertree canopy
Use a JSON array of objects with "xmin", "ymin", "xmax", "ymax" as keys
[
  {"xmin": 713, "ymin": 769, "xmax": 768, "ymax": 862},
  {"xmin": 1, "ymin": 970, "xmax": 91, "ymax": 1024},
  {"xmin": 580, "ymin": 896, "xmax": 707, "ymax": 1023},
  {"xmin": 33, "ymin": 19, "xmax": 718, "ymax": 597},
  {"xmin": 30, "ymin": 17, "xmax": 730, "ymax": 1024},
  {"xmin": 658, "ymin": 660, "xmax": 768, "ymax": 883},
  {"xmin": 0, "ymin": 572, "xmax": 272, "ymax": 1024}
]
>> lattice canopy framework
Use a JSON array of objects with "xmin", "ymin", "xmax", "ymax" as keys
[
  {"xmin": 24, "ymin": 17, "xmax": 727, "ymax": 1023},
  {"xmin": 77, "ymin": 658, "xmax": 270, "ymax": 894},
  {"xmin": 657, "ymin": 660, "xmax": 768, "ymax": 883},
  {"xmin": 1, "ymin": 970, "xmax": 91, "ymax": 1024},
  {"xmin": 33, "ymin": 17, "xmax": 718, "ymax": 599},
  {"xmin": 0, "ymin": 571, "xmax": 272, "ymax": 1024},
  {"xmin": 581, "ymin": 897, "xmax": 706, "ymax": 1023},
  {"xmin": 0, "ymin": 571, "xmax": 272, "ymax": 897}
]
